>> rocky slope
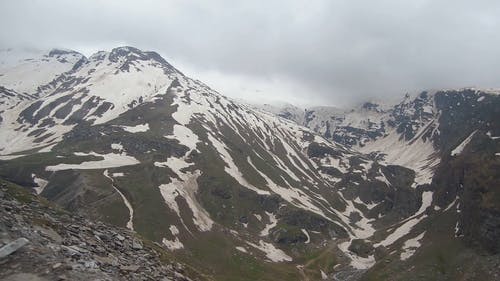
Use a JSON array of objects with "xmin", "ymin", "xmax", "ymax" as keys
[
  {"xmin": 0, "ymin": 179, "xmax": 205, "ymax": 281},
  {"xmin": 262, "ymin": 88, "xmax": 499, "ymax": 190},
  {"xmin": 0, "ymin": 47, "xmax": 499, "ymax": 280}
]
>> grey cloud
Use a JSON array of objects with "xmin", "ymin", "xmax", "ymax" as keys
[{"xmin": 1, "ymin": 0, "xmax": 500, "ymax": 106}]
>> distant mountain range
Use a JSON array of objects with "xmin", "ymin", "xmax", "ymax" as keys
[{"xmin": 0, "ymin": 46, "xmax": 499, "ymax": 281}]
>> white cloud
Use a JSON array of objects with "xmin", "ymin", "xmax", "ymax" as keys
[{"xmin": 1, "ymin": 0, "xmax": 500, "ymax": 106}]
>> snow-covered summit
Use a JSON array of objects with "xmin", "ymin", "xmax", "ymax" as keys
[
  {"xmin": 0, "ymin": 46, "xmax": 188, "ymax": 154},
  {"xmin": 0, "ymin": 48, "xmax": 86, "ymax": 95}
]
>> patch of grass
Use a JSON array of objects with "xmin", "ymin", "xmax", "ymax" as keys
[
  {"xmin": 174, "ymin": 231, "xmax": 301, "ymax": 281},
  {"xmin": 301, "ymin": 243, "xmax": 339, "ymax": 279},
  {"xmin": 361, "ymin": 209, "xmax": 500, "ymax": 281}
]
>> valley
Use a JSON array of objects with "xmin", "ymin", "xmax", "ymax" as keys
[{"xmin": 0, "ymin": 47, "xmax": 499, "ymax": 281}]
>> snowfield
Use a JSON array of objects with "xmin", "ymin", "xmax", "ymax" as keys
[{"xmin": 45, "ymin": 152, "xmax": 140, "ymax": 171}]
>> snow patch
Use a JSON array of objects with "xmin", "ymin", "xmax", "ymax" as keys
[
  {"xmin": 319, "ymin": 157, "xmax": 349, "ymax": 174},
  {"xmin": 451, "ymin": 130, "xmax": 477, "ymax": 156},
  {"xmin": 338, "ymin": 241, "xmax": 375, "ymax": 269},
  {"xmin": 0, "ymin": 154, "xmax": 25, "ymax": 160},
  {"xmin": 46, "ymin": 152, "xmax": 139, "ymax": 171},
  {"xmin": 301, "ymin": 229, "xmax": 310, "ymax": 244},
  {"xmin": 260, "ymin": 212, "xmax": 278, "ymax": 237},
  {"xmin": 246, "ymin": 240, "xmax": 292, "ymax": 262},
  {"xmin": 337, "ymin": 193, "xmax": 375, "ymax": 239},
  {"xmin": 235, "ymin": 246, "xmax": 248, "ymax": 253},
  {"xmin": 38, "ymin": 143, "xmax": 57, "ymax": 153},
  {"xmin": 375, "ymin": 191, "xmax": 432, "ymax": 247},
  {"xmin": 353, "ymin": 197, "xmax": 378, "ymax": 210},
  {"xmin": 207, "ymin": 134, "xmax": 270, "ymax": 195},
  {"xmin": 455, "ymin": 221, "xmax": 462, "ymax": 237},
  {"xmin": 359, "ymin": 124, "xmax": 440, "ymax": 187},
  {"xmin": 162, "ymin": 237, "xmax": 183, "ymax": 250},
  {"xmin": 111, "ymin": 143, "xmax": 123, "ymax": 151},
  {"xmin": 486, "ymin": 131, "xmax": 500, "ymax": 140},
  {"xmin": 103, "ymin": 170, "xmax": 134, "ymax": 230},
  {"xmin": 247, "ymin": 157, "xmax": 328, "ymax": 219},
  {"xmin": 169, "ymin": 225, "xmax": 180, "ymax": 235},
  {"xmin": 400, "ymin": 231, "xmax": 425, "ymax": 261},
  {"xmin": 375, "ymin": 169, "xmax": 391, "ymax": 186},
  {"xmin": 444, "ymin": 197, "xmax": 458, "ymax": 211},
  {"xmin": 154, "ymin": 157, "xmax": 192, "ymax": 175},
  {"xmin": 32, "ymin": 174, "xmax": 48, "ymax": 195},
  {"xmin": 158, "ymin": 171, "xmax": 213, "ymax": 232},
  {"xmin": 120, "ymin": 123, "xmax": 150, "ymax": 133},
  {"xmin": 165, "ymin": 124, "xmax": 199, "ymax": 152}
]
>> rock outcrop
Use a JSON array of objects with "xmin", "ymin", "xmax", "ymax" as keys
[{"xmin": 0, "ymin": 181, "xmax": 204, "ymax": 281}]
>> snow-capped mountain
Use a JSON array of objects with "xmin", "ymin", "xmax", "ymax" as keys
[
  {"xmin": 0, "ymin": 49, "xmax": 86, "ymax": 96},
  {"xmin": 252, "ymin": 101, "xmax": 390, "ymax": 148},
  {"xmin": 0, "ymin": 47, "xmax": 499, "ymax": 281},
  {"xmin": 266, "ymin": 89, "xmax": 499, "ymax": 184},
  {"xmin": 256, "ymin": 88, "xmax": 500, "ymax": 279}
]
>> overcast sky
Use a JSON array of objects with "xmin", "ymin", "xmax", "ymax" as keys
[{"xmin": 1, "ymin": 0, "xmax": 500, "ymax": 107}]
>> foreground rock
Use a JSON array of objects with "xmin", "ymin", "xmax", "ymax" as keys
[
  {"xmin": 0, "ymin": 238, "xmax": 29, "ymax": 259},
  {"xmin": 0, "ymin": 181, "xmax": 203, "ymax": 281}
]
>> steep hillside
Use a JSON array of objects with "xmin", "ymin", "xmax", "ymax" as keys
[
  {"xmin": 0, "ymin": 178, "xmax": 205, "ymax": 281},
  {"xmin": 265, "ymin": 90, "xmax": 499, "ymax": 186},
  {"xmin": 257, "ymin": 89, "xmax": 500, "ymax": 280},
  {"xmin": 0, "ymin": 47, "xmax": 498, "ymax": 281}
]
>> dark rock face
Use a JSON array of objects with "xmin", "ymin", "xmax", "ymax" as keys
[
  {"xmin": 48, "ymin": 49, "xmax": 82, "ymax": 57},
  {"xmin": 432, "ymin": 123, "xmax": 500, "ymax": 254},
  {"xmin": 108, "ymin": 46, "xmax": 178, "ymax": 74},
  {"xmin": 0, "ymin": 86, "xmax": 34, "ymax": 124},
  {"xmin": 474, "ymin": 208, "xmax": 500, "ymax": 253},
  {"xmin": 296, "ymin": 104, "xmax": 389, "ymax": 148},
  {"xmin": 333, "ymin": 124, "xmax": 386, "ymax": 147},
  {"xmin": 390, "ymin": 91, "xmax": 435, "ymax": 141},
  {"xmin": 362, "ymin": 102, "xmax": 380, "ymax": 111},
  {"xmin": 71, "ymin": 56, "xmax": 88, "ymax": 72},
  {"xmin": 0, "ymin": 86, "xmax": 23, "ymax": 99},
  {"xmin": 270, "ymin": 226, "xmax": 308, "ymax": 245},
  {"xmin": 348, "ymin": 239, "xmax": 374, "ymax": 258},
  {"xmin": 307, "ymin": 142, "xmax": 342, "ymax": 158},
  {"xmin": 459, "ymin": 159, "xmax": 500, "ymax": 254},
  {"xmin": 278, "ymin": 208, "xmax": 349, "ymax": 238},
  {"xmin": 62, "ymin": 95, "xmax": 101, "ymax": 125},
  {"xmin": 18, "ymin": 100, "xmax": 44, "ymax": 124},
  {"xmin": 46, "ymin": 49, "xmax": 88, "ymax": 70},
  {"xmin": 304, "ymin": 110, "xmax": 316, "ymax": 126},
  {"xmin": 91, "ymin": 101, "xmax": 114, "ymax": 118},
  {"xmin": 301, "ymin": 91, "xmax": 500, "ymax": 256},
  {"xmin": 32, "ymin": 95, "xmax": 75, "ymax": 123},
  {"xmin": 433, "ymin": 90, "xmax": 500, "ymax": 152},
  {"xmin": 295, "ymin": 89, "xmax": 499, "ymax": 152}
]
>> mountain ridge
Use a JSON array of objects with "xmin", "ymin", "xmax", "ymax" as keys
[{"xmin": 0, "ymin": 46, "xmax": 499, "ymax": 281}]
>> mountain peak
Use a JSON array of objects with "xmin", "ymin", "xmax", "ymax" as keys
[
  {"xmin": 102, "ymin": 46, "xmax": 178, "ymax": 74},
  {"xmin": 48, "ymin": 48, "xmax": 84, "ymax": 58},
  {"xmin": 109, "ymin": 46, "xmax": 142, "ymax": 59},
  {"xmin": 1, "ymin": 45, "xmax": 499, "ymax": 281}
]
